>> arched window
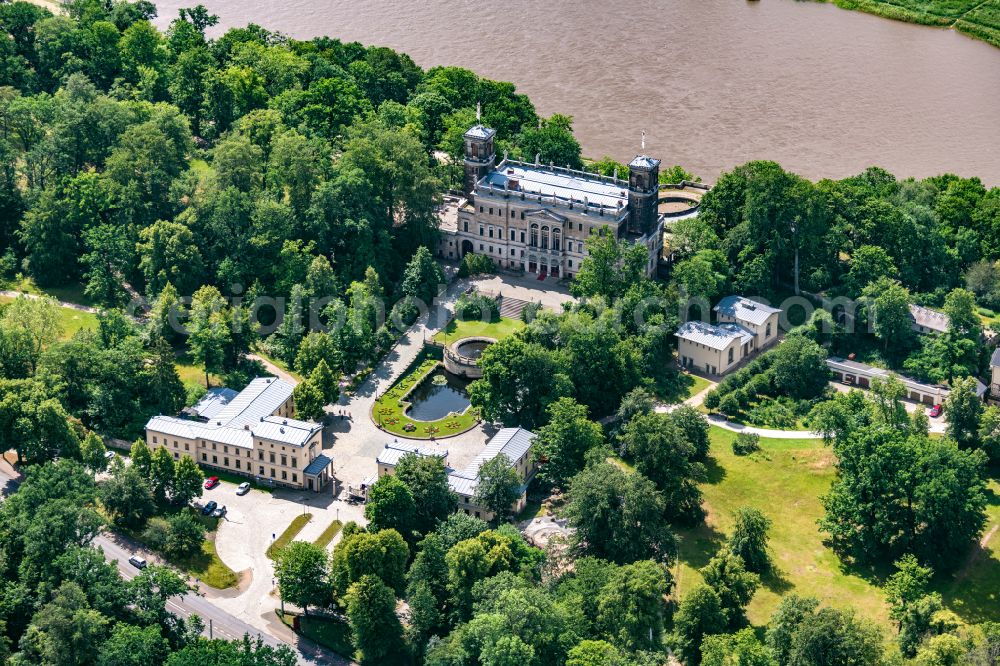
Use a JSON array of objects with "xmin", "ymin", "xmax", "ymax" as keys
[
  {"xmin": 530, "ymin": 224, "xmax": 539, "ymax": 247},
  {"xmin": 541, "ymin": 226, "xmax": 549, "ymax": 250},
  {"xmin": 552, "ymin": 228, "xmax": 561, "ymax": 251}
]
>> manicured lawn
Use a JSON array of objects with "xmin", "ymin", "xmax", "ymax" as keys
[
  {"xmin": 313, "ymin": 520, "xmax": 343, "ymax": 549},
  {"xmin": 0, "ymin": 295, "xmax": 99, "ymax": 341},
  {"xmin": 122, "ymin": 510, "xmax": 238, "ymax": 589},
  {"xmin": 675, "ymin": 427, "xmax": 1000, "ymax": 630},
  {"xmin": 277, "ymin": 611, "xmax": 353, "ymax": 659},
  {"xmin": 681, "ymin": 373, "xmax": 713, "ymax": 400},
  {"xmin": 432, "ymin": 315, "xmax": 524, "ymax": 345},
  {"xmin": 267, "ymin": 513, "xmax": 313, "ymax": 559},
  {"xmin": 371, "ymin": 354, "xmax": 480, "ymax": 439}
]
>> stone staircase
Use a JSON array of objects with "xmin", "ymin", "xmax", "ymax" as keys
[{"xmin": 498, "ymin": 295, "xmax": 532, "ymax": 320}]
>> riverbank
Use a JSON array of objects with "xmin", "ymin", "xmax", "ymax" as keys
[{"xmin": 829, "ymin": 0, "xmax": 1000, "ymax": 48}]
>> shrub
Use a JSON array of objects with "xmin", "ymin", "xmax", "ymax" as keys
[
  {"xmin": 521, "ymin": 301, "xmax": 542, "ymax": 323},
  {"xmin": 718, "ymin": 393, "xmax": 741, "ymax": 417},
  {"xmin": 165, "ymin": 511, "xmax": 206, "ymax": 559},
  {"xmin": 732, "ymin": 432, "xmax": 761, "ymax": 456},
  {"xmin": 457, "ymin": 253, "xmax": 496, "ymax": 277},
  {"xmin": 746, "ymin": 397, "xmax": 796, "ymax": 429},
  {"xmin": 704, "ymin": 391, "xmax": 721, "ymax": 410},
  {"xmin": 455, "ymin": 292, "xmax": 499, "ymax": 322},
  {"xmin": 141, "ymin": 517, "xmax": 171, "ymax": 551}
]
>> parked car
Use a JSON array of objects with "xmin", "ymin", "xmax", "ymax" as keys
[
  {"xmin": 201, "ymin": 500, "xmax": 218, "ymax": 516},
  {"xmin": 204, "ymin": 476, "xmax": 219, "ymax": 489},
  {"xmin": 104, "ymin": 450, "xmax": 116, "ymax": 460},
  {"xmin": 128, "ymin": 556, "xmax": 147, "ymax": 569},
  {"xmin": 211, "ymin": 505, "xmax": 227, "ymax": 518},
  {"xmin": 236, "ymin": 482, "xmax": 251, "ymax": 496},
  {"xmin": 929, "ymin": 404, "xmax": 943, "ymax": 418}
]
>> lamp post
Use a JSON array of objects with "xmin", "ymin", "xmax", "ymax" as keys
[{"xmin": 791, "ymin": 219, "xmax": 800, "ymax": 296}]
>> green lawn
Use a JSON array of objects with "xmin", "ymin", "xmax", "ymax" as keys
[
  {"xmin": 122, "ymin": 510, "xmax": 238, "ymax": 589},
  {"xmin": 681, "ymin": 373, "xmax": 713, "ymax": 400},
  {"xmin": 674, "ymin": 427, "xmax": 1000, "ymax": 630},
  {"xmin": 371, "ymin": 354, "xmax": 480, "ymax": 439},
  {"xmin": 432, "ymin": 315, "xmax": 524, "ymax": 345},
  {"xmin": 2, "ymin": 276, "xmax": 97, "ymax": 307},
  {"xmin": 0, "ymin": 295, "xmax": 99, "ymax": 341},
  {"xmin": 313, "ymin": 520, "xmax": 343, "ymax": 549},
  {"xmin": 267, "ymin": 513, "xmax": 313, "ymax": 559},
  {"xmin": 277, "ymin": 611, "xmax": 353, "ymax": 659}
]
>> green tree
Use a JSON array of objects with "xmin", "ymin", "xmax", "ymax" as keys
[
  {"xmin": 700, "ymin": 549, "xmax": 760, "ymax": 628},
  {"xmin": 766, "ymin": 595, "xmax": 821, "ymax": 664},
  {"xmin": 137, "ymin": 219, "xmax": 205, "ymax": 298},
  {"xmin": 148, "ymin": 445, "xmax": 175, "ymax": 504},
  {"xmin": 862, "ymin": 278, "xmax": 913, "ymax": 353},
  {"xmin": 79, "ymin": 431, "xmax": 108, "ymax": 473},
  {"xmin": 330, "ymin": 528, "xmax": 409, "ymax": 597},
  {"xmin": 596, "ymin": 559, "xmax": 671, "ymax": 651},
  {"xmin": 400, "ymin": 245, "xmax": 444, "ymax": 305},
  {"xmin": 16, "ymin": 582, "xmax": 108, "ymax": 666},
  {"xmin": 945, "ymin": 375, "xmax": 984, "ymax": 450},
  {"xmin": 364, "ymin": 474, "xmax": 417, "ymax": 537},
  {"xmin": 1, "ymin": 295, "xmax": 60, "ymax": 371},
  {"xmin": 674, "ymin": 584, "xmax": 727, "ymax": 665},
  {"xmin": 472, "ymin": 453, "xmax": 521, "ymax": 521},
  {"xmin": 97, "ymin": 623, "xmax": 169, "ymax": 666},
  {"xmin": 564, "ymin": 462, "xmax": 675, "ymax": 564},
  {"xmin": 345, "ymin": 575, "xmax": 404, "ymax": 665},
  {"xmin": 565, "ymin": 640, "xmax": 628, "ymax": 666},
  {"xmin": 164, "ymin": 511, "xmax": 205, "ymax": 559},
  {"xmin": 787, "ymin": 607, "xmax": 884, "ymax": 666},
  {"xmin": 292, "ymin": 377, "xmax": 326, "ymax": 422},
  {"xmin": 99, "ymin": 464, "xmax": 155, "ymax": 528},
  {"xmin": 514, "ymin": 113, "xmax": 582, "ymax": 169},
  {"xmin": 702, "ymin": 629, "xmax": 777, "ymax": 666},
  {"xmin": 187, "ymin": 285, "xmax": 230, "ymax": 387},
  {"xmin": 129, "ymin": 439, "xmax": 152, "ymax": 477},
  {"xmin": 770, "ymin": 336, "xmax": 829, "ymax": 399},
  {"xmin": 468, "ymin": 336, "xmax": 572, "ymax": 429},
  {"xmin": 845, "ymin": 245, "xmax": 897, "ymax": 295},
  {"xmin": 81, "ymin": 223, "xmax": 131, "ymax": 306},
  {"xmin": 274, "ymin": 540, "xmax": 331, "ymax": 615},
  {"xmin": 532, "ymin": 397, "xmax": 603, "ymax": 487},
  {"xmin": 942, "ymin": 287, "xmax": 980, "ymax": 339},
  {"xmin": 729, "ymin": 507, "xmax": 772, "ymax": 573},
  {"xmin": 571, "ymin": 230, "xmax": 649, "ymax": 300},
  {"xmin": 171, "ymin": 455, "xmax": 204, "ymax": 507},
  {"xmin": 621, "ymin": 412, "xmax": 704, "ymax": 523},
  {"xmin": 394, "ymin": 452, "xmax": 457, "ymax": 536}
]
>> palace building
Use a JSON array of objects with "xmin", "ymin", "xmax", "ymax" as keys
[
  {"xmin": 437, "ymin": 123, "xmax": 664, "ymax": 280},
  {"xmin": 144, "ymin": 377, "xmax": 333, "ymax": 492}
]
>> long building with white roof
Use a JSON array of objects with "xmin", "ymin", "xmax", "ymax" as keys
[
  {"xmin": 372, "ymin": 427, "xmax": 537, "ymax": 521},
  {"xmin": 437, "ymin": 122, "xmax": 663, "ymax": 280},
  {"xmin": 145, "ymin": 377, "xmax": 332, "ymax": 491}
]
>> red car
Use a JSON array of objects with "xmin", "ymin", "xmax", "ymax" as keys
[
  {"xmin": 929, "ymin": 405, "xmax": 943, "ymax": 418},
  {"xmin": 204, "ymin": 476, "xmax": 220, "ymax": 489}
]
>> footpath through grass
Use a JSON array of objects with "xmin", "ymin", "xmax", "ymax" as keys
[
  {"xmin": 675, "ymin": 427, "xmax": 1000, "ymax": 630},
  {"xmin": 267, "ymin": 513, "xmax": 313, "ymax": 559}
]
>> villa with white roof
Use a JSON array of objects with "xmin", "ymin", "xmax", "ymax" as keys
[
  {"xmin": 144, "ymin": 377, "xmax": 332, "ymax": 492},
  {"xmin": 676, "ymin": 296, "xmax": 782, "ymax": 376},
  {"xmin": 371, "ymin": 427, "xmax": 537, "ymax": 521},
  {"xmin": 436, "ymin": 122, "xmax": 663, "ymax": 280}
]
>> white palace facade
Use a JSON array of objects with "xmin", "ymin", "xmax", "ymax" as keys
[{"xmin": 437, "ymin": 123, "xmax": 664, "ymax": 280}]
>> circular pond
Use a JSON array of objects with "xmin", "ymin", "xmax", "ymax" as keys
[{"xmin": 444, "ymin": 336, "xmax": 497, "ymax": 379}]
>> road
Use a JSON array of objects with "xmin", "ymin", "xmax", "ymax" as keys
[{"xmin": 93, "ymin": 534, "xmax": 349, "ymax": 665}]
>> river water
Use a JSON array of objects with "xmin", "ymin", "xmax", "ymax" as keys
[{"xmin": 154, "ymin": 0, "xmax": 1000, "ymax": 184}]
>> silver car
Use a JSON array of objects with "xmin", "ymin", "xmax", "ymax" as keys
[{"xmin": 236, "ymin": 482, "xmax": 251, "ymax": 496}]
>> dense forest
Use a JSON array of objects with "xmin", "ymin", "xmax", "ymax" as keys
[{"xmin": 1, "ymin": 1, "xmax": 1000, "ymax": 665}]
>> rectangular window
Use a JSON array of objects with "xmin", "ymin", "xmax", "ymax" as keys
[
  {"xmin": 281, "ymin": 455, "xmax": 287, "ymax": 467},
  {"xmin": 224, "ymin": 446, "xmax": 228, "ymax": 454},
  {"xmin": 281, "ymin": 471, "xmax": 287, "ymax": 480},
  {"xmin": 479, "ymin": 243, "xmax": 484, "ymax": 250},
  {"xmin": 479, "ymin": 226, "xmax": 484, "ymax": 236},
  {"xmin": 489, "ymin": 208, "xmax": 493, "ymax": 215},
  {"xmin": 509, "ymin": 229, "xmax": 515, "ymax": 240},
  {"xmin": 292, "ymin": 474, "xmax": 297, "ymax": 483},
  {"xmin": 212, "ymin": 455, "xmax": 218, "ymax": 464},
  {"xmin": 201, "ymin": 453, "xmax": 207, "ymax": 461},
  {"xmin": 259, "ymin": 466, "xmax": 264, "ymax": 475},
  {"xmin": 520, "ymin": 212, "xmax": 525, "ymax": 220},
  {"xmin": 152, "ymin": 436, "xmax": 157, "ymax": 444},
  {"xmin": 520, "ymin": 231, "xmax": 525, "ymax": 243},
  {"xmin": 488, "ymin": 228, "xmax": 493, "ymax": 238},
  {"xmin": 185, "ymin": 443, "xmax": 189, "ymax": 451},
  {"xmin": 269, "ymin": 468, "xmax": 275, "ymax": 478},
  {"xmin": 292, "ymin": 459, "xmax": 297, "ymax": 468},
  {"xmin": 269, "ymin": 453, "xmax": 275, "ymax": 464},
  {"xmin": 463, "ymin": 220, "xmax": 469, "ymax": 232},
  {"xmin": 236, "ymin": 460, "xmax": 241, "ymax": 470},
  {"xmin": 224, "ymin": 457, "xmax": 229, "ymax": 466},
  {"xmin": 173, "ymin": 453, "xmax": 178, "ymax": 459}
]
